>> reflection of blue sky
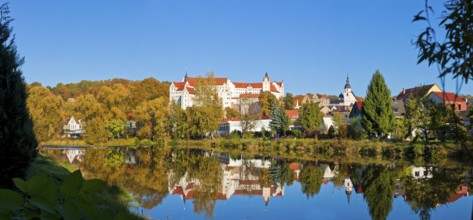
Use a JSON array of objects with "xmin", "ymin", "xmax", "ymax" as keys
[{"xmin": 141, "ymin": 181, "xmax": 472, "ymax": 219}]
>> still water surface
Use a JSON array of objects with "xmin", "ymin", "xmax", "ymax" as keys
[{"xmin": 42, "ymin": 147, "xmax": 472, "ymax": 220}]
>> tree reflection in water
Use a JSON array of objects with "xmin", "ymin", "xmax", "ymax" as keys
[{"xmin": 41, "ymin": 147, "xmax": 472, "ymax": 219}]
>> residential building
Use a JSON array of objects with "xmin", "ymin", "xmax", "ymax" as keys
[
  {"xmin": 63, "ymin": 116, "xmax": 85, "ymax": 138},
  {"xmin": 170, "ymin": 73, "xmax": 284, "ymax": 109},
  {"xmin": 428, "ymin": 92, "xmax": 467, "ymax": 111},
  {"xmin": 218, "ymin": 117, "xmax": 271, "ymax": 136},
  {"xmin": 396, "ymin": 84, "xmax": 441, "ymax": 102}
]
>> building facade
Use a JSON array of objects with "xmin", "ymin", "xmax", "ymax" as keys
[{"xmin": 169, "ymin": 73, "xmax": 284, "ymax": 109}]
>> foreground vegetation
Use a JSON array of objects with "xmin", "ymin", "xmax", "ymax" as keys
[{"xmin": 0, "ymin": 154, "xmax": 142, "ymax": 219}]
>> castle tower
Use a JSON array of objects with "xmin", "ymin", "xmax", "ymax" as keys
[{"xmin": 263, "ymin": 72, "xmax": 270, "ymax": 92}]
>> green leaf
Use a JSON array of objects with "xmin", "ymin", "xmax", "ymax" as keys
[
  {"xmin": 56, "ymin": 200, "xmax": 80, "ymax": 220},
  {"xmin": 81, "ymin": 179, "xmax": 107, "ymax": 194},
  {"xmin": 60, "ymin": 170, "xmax": 84, "ymax": 197},
  {"xmin": 30, "ymin": 195, "xmax": 55, "ymax": 213},
  {"xmin": 12, "ymin": 178, "xmax": 28, "ymax": 193},
  {"xmin": 113, "ymin": 211, "xmax": 132, "ymax": 220},
  {"xmin": 26, "ymin": 174, "xmax": 50, "ymax": 196},
  {"xmin": 74, "ymin": 199, "xmax": 96, "ymax": 219},
  {"xmin": 0, "ymin": 189, "xmax": 24, "ymax": 210}
]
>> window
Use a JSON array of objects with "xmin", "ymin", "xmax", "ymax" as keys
[
  {"xmin": 458, "ymin": 104, "xmax": 461, "ymax": 110},
  {"xmin": 415, "ymin": 171, "xmax": 420, "ymax": 177}
]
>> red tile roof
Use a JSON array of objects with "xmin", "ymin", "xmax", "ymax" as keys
[
  {"xmin": 354, "ymin": 101, "xmax": 363, "ymax": 110},
  {"xmin": 234, "ymin": 82, "xmax": 263, "ymax": 89},
  {"xmin": 289, "ymin": 163, "xmax": 300, "ymax": 170},
  {"xmin": 285, "ymin": 110, "xmax": 299, "ymax": 119},
  {"xmin": 270, "ymin": 84, "xmax": 279, "ymax": 92},
  {"xmin": 431, "ymin": 92, "xmax": 465, "ymax": 103},
  {"xmin": 172, "ymin": 82, "xmax": 186, "ymax": 90},
  {"xmin": 185, "ymin": 87, "xmax": 195, "ymax": 94},
  {"xmin": 275, "ymin": 82, "xmax": 283, "ymax": 87},
  {"xmin": 187, "ymin": 77, "xmax": 228, "ymax": 86}
]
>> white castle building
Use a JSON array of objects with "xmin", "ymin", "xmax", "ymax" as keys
[{"xmin": 169, "ymin": 73, "xmax": 284, "ymax": 109}]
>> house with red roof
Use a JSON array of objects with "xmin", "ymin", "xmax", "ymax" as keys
[
  {"xmin": 428, "ymin": 92, "xmax": 467, "ymax": 111},
  {"xmin": 63, "ymin": 116, "xmax": 85, "ymax": 138},
  {"xmin": 170, "ymin": 73, "xmax": 284, "ymax": 109}
]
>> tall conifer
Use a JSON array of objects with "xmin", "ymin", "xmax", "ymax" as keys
[
  {"xmin": 361, "ymin": 70, "xmax": 395, "ymax": 138},
  {"xmin": 0, "ymin": 4, "xmax": 37, "ymax": 187}
]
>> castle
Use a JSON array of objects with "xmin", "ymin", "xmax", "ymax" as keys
[{"xmin": 169, "ymin": 73, "xmax": 284, "ymax": 109}]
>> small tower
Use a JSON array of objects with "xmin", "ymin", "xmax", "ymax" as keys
[
  {"xmin": 344, "ymin": 178, "xmax": 353, "ymax": 205},
  {"xmin": 262, "ymin": 72, "xmax": 270, "ymax": 92},
  {"xmin": 183, "ymin": 72, "xmax": 188, "ymax": 82},
  {"xmin": 343, "ymin": 75, "xmax": 356, "ymax": 106}
]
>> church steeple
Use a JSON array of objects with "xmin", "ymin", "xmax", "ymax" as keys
[{"xmin": 344, "ymin": 75, "xmax": 351, "ymax": 89}]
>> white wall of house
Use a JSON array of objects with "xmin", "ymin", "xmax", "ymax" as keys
[{"xmin": 218, "ymin": 119, "xmax": 271, "ymax": 136}]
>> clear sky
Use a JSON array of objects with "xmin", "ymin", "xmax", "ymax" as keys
[{"xmin": 9, "ymin": 0, "xmax": 473, "ymax": 96}]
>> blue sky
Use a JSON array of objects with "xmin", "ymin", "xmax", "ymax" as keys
[{"xmin": 9, "ymin": 0, "xmax": 473, "ymax": 96}]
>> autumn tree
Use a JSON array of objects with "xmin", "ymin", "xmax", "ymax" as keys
[
  {"xmin": 299, "ymin": 102, "xmax": 323, "ymax": 138},
  {"xmin": 361, "ymin": 71, "xmax": 395, "ymax": 138},
  {"xmin": 333, "ymin": 112, "xmax": 348, "ymax": 139},
  {"xmin": 224, "ymin": 107, "xmax": 240, "ymax": 119},
  {"xmin": 27, "ymin": 86, "xmax": 65, "ymax": 142},
  {"xmin": 72, "ymin": 94, "xmax": 108, "ymax": 143},
  {"xmin": 0, "ymin": 3, "xmax": 38, "ymax": 187},
  {"xmin": 187, "ymin": 73, "xmax": 223, "ymax": 139},
  {"xmin": 259, "ymin": 91, "xmax": 277, "ymax": 117},
  {"xmin": 134, "ymin": 97, "xmax": 170, "ymax": 143}
]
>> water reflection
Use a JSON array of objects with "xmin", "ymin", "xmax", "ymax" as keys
[{"xmin": 41, "ymin": 147, "xmax": 472, "ymax": 220}]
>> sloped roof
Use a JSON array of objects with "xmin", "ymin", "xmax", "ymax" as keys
[
  {"xmin": 285, "ymin": 110, "xmax": 299, "ymax": 119},
  {"xmin": 185, "ymin": 87, "xmax": 195, "ymax": 94},
  {"xmin": 186, "ymin": 77, "xmax": 228, "ymax": 86},
  {"xmin": 431, "ymin": 92, "xmax": 465, "ymax": 103},
  {"xmin": 172, "ymin": 82, "xmax": 186, "ymax": 90},
  {"xmin": 234, "ymin": 82, "xmax": 263, "ymax": 89},
  {"xmin": 354, "ymin": 101, "xmax": 363, "ymax": 110},
  {"xmin": 397, "ymin": 84, "xmax": 438, "ymax": 100}
]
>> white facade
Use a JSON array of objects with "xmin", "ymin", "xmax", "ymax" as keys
[
  {"xmin": 218, "ymin": 118, "xmax": 271, "ymax": 136},
  {"xmin": 170, "ymin": 73, "xmax": 284, "ymax": 109},
  {"xmin": 63, "ymin": 116, "xmax": 85, "ymax": 138}
]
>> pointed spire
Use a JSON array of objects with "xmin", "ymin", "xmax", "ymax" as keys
[
  {"xmin": 184, "ymin": 72, "xmax": 188, "ymax": 82},
  {"xmin": 344, "ymin": 74, "xmax": 351, "ymax": 89},
  {"xmin": 265, "ymin": 72, "xmax": 268, "ymax": 78}
]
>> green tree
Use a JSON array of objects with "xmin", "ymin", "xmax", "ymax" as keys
[
  {"xmin": 27, "ymin": 86, "xmax": 65, "ymax": 142},
  {"xmin": 105, "ymin": 119, "xmax": 126, "ymax": 139},
  {"xmin": 0, "ymin": 3, "xmax": 38, "ymax": 187},
  {"xmin": 333, "ymin": 112, "xmax": 348, "ymax": 139},
  {"xmin": 269, "ymin": 101, "xmax": 290, "ymax": 136},
  {"xmin": 299, "ymin": 166, "xmax": 323, "ymax": 198},
  {"xmin": 361, "ymin": 71, "xmax": 395, "ymax": 138},
  {"xmin": 258, "ymin": 91, "xmax": 277, "ymax": 117},
  {"xmin": 362, "ymin": 165, "xmax": 397, "ymax": 220},
  {"xmin": 298, "ymin": 102, "xmax": 322, "ymax": 138},
  {"xmin": 283, "ymin": 92, "xmax": 294, "ymax": 110},
  {"xmin": 169, "ymin": 101, "xmax": 188, "ymax": 139}
]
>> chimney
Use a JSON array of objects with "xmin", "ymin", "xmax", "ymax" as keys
[{"xmin": 402, "ymin": 88, "xmax": 406, "ymax": 95}]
